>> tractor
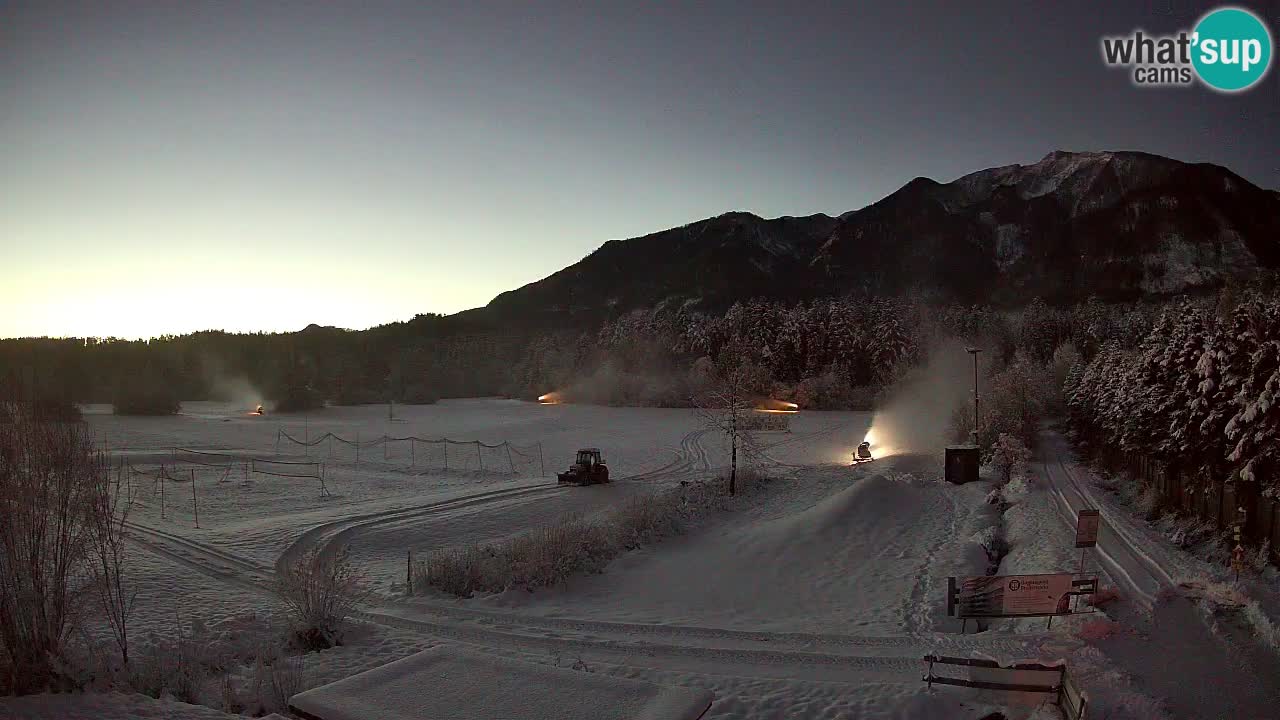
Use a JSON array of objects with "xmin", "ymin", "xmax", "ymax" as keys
[{"xmin": 557, "ymin": 448, "xmax": 610, "ymax": 485}]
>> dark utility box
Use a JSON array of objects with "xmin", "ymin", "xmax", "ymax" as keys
[{"xmin": 945, "ymin": 445, "xmax": 980, "ymax": 484}]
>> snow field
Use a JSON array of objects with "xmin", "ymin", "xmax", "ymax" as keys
[{"xmin": 7, "ymin": 400, "xmax": 1081, "ymax": 719}]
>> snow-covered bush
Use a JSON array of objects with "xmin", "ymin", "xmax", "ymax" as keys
[
  {"xmin": 969, "ymin": 526, "xmax": 1009, "ymax": 574},
  {"xmin": 127, "ymin": 624, "xmax": 231, "ymax": 705},
  {"xmin": 273, "ymin": 546, "xmax": 368, "ymax": 650},
  {"xmin": 1077, "ymin": 619, "xmax": 1122, "ymax": 641},
  {"xmin": 989, "ymin": 433, "xmax": 1032, "ymax": 485},
  {"xmin": 1088, "ymin": 586, "xmax": 1122, "ymax": 607},
  {"xmin": 418, "ymin": 472, "xmax": 774, "ymax": 597},
  {"xmin": 1243, "ymin": 599, "xmax": 1280, "ymax": 652}
]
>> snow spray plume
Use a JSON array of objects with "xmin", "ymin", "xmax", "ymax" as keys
[
  {"xmin": 865, "ymin": 338, "xmax": 977, "ymax": 456},
  {"xmin": 201, "ymin": 354, "xmax": 266, "ymax": 411}
]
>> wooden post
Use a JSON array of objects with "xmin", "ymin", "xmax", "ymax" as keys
[
  {"xmin": 476, "ymin": 441, "xmax": 484, "ymax": 471},
  {"xmin": 407, "ymin": 549, "xmax": 413, "ymax": 595},
  {"xmin": 384, "ymin": 435, "xmax": 389, "ymax": 461},
  {"xmin": 505, "ymin": 443, "xmax": 514, "ymax": 473},
  {"xmin": 443, "ymin": 441, "xmax": 449, "ymax": 471},
  {"xmin": 410, "ymin": 438, "xmax": 415, "ymax": 466},
  {"xmin": 191, "ymin": 469, "xmax": 200, "ymax": 529},
  {"xmin": 356, "ymin": 431, "xmax": 360, "ymax": 465},
  {"xmin": 160, "ymin": 467, "xmax": 166, "ymax": 520},
  {"xmin": 538, "ymin": 442, "xmax": 545, "ymax": 477}
]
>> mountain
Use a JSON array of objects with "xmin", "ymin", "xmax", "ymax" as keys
[{"xmin": 473, "ymin": 151, "xmax": 1280, "ymax": 326}]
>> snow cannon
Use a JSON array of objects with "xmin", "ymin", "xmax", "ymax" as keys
[
  {"xmin": 557, "ymin": 448, "xmax": 610, "ymax": 485},
  {"xmin": 852, "ymin": 441, "xmax": 873, "ymax": 464}
]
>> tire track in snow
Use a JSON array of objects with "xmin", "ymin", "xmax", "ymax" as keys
[
  {"xmin": 1040, "ymin": 450, "xmax": 1170, "ymax": 610},
  {"xmin": 125, "ymin": 425, "xmax": 1037, "ymax": 680},
  {"xmin": 900, "ymin": 483, "xmax": 960, "ymax": 636},
  {"xmin": 126, "ymin": 515, "xmax": 1032, "ymax": 659},
  {"xmin": 277, "ymin": 483, "xmax": 565, "ymax": 570}
]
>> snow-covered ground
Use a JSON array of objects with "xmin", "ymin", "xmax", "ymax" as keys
[
  {"xmin": 1027, "ymin": 429, "xmax": 1280, "ymax": 718},
  {"xmin": 8, "ymin": 401, "xmax": 1223, "ymax": 719}
]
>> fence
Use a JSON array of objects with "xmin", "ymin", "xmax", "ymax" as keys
[
  {"xmin": 1130, "ymin": 453, "xmax": 1277, "ymax": 564},
  {"xmin": 117, "ymin": 461, "xmax": 200, "ymax": 525},
  {"xmin": 275, "ymin": 428, "xmax": 545, "ymax": 476},
  {"xmin": 169, "ymin": 446, "xmax": 329, "ymax": 496},
  {"xmin": 923, "ymin": 654, "xmax": 1086, "ymax": 719}
]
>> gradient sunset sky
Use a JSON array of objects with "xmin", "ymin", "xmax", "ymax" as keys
[{"xmin": 3, "ymin": 1, "xmax": 1278, "ymax": 339}]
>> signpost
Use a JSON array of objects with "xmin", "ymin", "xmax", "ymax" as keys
[
  {"xmin": 1074, "ymin": 509, "xmax": 1100, "ymax": 548},
  {"xmin": 1074, "ymin": 508, "xmax": 1100, "ymax": 575}
]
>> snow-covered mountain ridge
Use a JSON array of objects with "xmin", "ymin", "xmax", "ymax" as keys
[{"xmin": 476, "ymin": 151, "xmax": 1279, "ymax": 327}]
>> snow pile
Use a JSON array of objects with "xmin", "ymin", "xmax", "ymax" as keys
[{"xmin": 288, "ymin": 644, "xmax": 713, "ymax": 720}]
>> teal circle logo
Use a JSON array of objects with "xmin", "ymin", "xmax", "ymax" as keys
[{"xmin": 1192, "ymin": 7, "xmax": 1273, "ymax": 92}]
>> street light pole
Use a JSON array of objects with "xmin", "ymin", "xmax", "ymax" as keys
[{"xmin": 965, "ymin": 347, "xmax": 982, "ymax": 446}]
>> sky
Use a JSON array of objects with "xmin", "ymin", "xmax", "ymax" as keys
[{"xmin": 3, "ymin": 0, "xmax": 1278, "ymax": 339}]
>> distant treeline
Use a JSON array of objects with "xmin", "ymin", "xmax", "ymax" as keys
[{"xmin": 2, "ymin": 280, "xmax": 1274, "ymax": 421}]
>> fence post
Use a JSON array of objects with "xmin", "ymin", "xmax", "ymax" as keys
[
  {"xmin": 538, "ymin": 442, "xmax": 545, "ymax": 477},
  {"xmin": 476, "ymin": 442, "xmax": 484, "ymax": 471},
  {"xmin": 384, "ymin": 436, "xmax": 389, "ymax": 461},
  {"xmin": 407, "ymin": 549, "xmax": 413, "ymax": 595},
  {"xmin": 191, "ymin": 468, "xmax": 200, "ymax": 529},
  {"xmin": 505, "ymin": 443, "xmax": 515, "ymax": 473},
  {"xmin": 356, "ymin": 431, "xmax": 360, "ymax": 466},
  {"xmin": 444, "ymin": 442, "xmax": 449, "ymax": 471},
  {"xmin": 410, "ymin": 438, "xmax": 415, "ymax": 466}
]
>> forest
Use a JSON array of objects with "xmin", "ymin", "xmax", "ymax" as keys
[{"xmin": 3, "ymin": 277, "xmax": 1279, "ymax": 501}]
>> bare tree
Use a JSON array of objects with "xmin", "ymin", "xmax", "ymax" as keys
[
  {"xmin": 692, "ymin": 356, "xmax": 769, "ymax": 495},
  {"xmin": 0, "ymin": 409, "xmax": 109, "ymax": 692},
  {"xmin": 87, "ymin": 460, "xmax": 136, "ymax": 666}
]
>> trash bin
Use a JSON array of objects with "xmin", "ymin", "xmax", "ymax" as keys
[{"xmin": 945, "ymin": 445, "xmax": 980, "ymax": 484}]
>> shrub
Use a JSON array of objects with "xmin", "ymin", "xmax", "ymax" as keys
[
  {"xmin": 128, "ymin": 630, "xmax": 205, "ymax": 703},
  {"xmin": 273, "ymin": 546, "xmax": 368, "ymax": 650},
  {"xmin": 989, "ymin": 433, "xmax": 1032, "ymax": 485},
  {"xmin": 0, "ymin": 409, "xmax": 119, "ymax": 694},
  {"xmin": 1078, "ymin": 619, "xmax": 1123, "ymax": 641},
  {"xmin": 1088, "ymin": 586, "xmax": 1122, "ymax": 607},
  {"xmin": 417, "ymin": 473, "xmax": 773, "ymax": 597}
]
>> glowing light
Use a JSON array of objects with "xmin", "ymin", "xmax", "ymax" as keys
[
  {"xmin": 755, "ymin": 399, "xmax": 800, "ymax": 413},
  {"xmin": 538, "ymin": 393, "xmax": 561, "ymax": 405},
  {"xmin": 852, "ymin": 427, "xmax": 898, "ymax": 462}
]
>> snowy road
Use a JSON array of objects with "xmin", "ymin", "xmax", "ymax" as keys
[{"xmin": 1035, "ymin": 429, "xmax": 1280, "ymax": 718}]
